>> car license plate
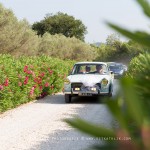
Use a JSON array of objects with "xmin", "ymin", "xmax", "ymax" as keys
[{"xmin": 79, "ymin": 93, "xmax": 92, "ymax": 96}]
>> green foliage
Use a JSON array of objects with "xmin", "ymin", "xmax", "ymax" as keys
[
  {"xmin": 95, "ymin": 34, "xmax": 133, "ymax": 62},
  {"xmin": 38, "ymin": 33, "xmax": 96, "ymax": 61},
  {"xmin": 126, "ymin": 53, "xmax": 150, "ymax": 105},
  {"xmin": 95, "ymin": 33, "xmax": 146, "ymax": 63},
  {"xmin": 0, "ymin": 4, "xmax": 95, "ymax": 61},
  {"xmin": 66, "ymin": 0, "xmax": 150, "ymax": 149},
  {"xmin": 106, "ymin": 33, "xmax": 120, "ymax": 46},
  {"xmin": 127, "ymin": 53, "xmax": 150, "ymax": 78},
  {"xmin": 137, "ymin": 0, "xmax": 150, "ymax": 18},
  {"xmin": 65, "ymin": 118, "xmax": 115, "ymax": 137},
  {"xmin": 0, "ymin": 54, "xmax": 74, "ymax": 113},
  {"xmin": 32, "ymin": 12, "xmax": 87, "ymax": 41},
  {"xmin": 0, "ymin": 4, "xmax": 40, "ymax": 56},
  {"xmin": 127, "ymin": 40, "xmax": 147, "ymax": 55}
]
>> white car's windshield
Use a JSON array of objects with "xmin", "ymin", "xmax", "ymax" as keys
[
  {"xmin": 109, "ymin": 65, "xmax": 122, "ymax": 70},
  {"xmin": 71, "ymin": 64, "xmax": 109, "ymax": 75}
]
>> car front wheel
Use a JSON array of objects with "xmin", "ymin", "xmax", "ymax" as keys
[
  {"xmin": 65, "ymin": 94, "xmax": 72, "ymax": 103},
  {"xmin": 108, "ymin": 92, "xmax": 112, "ymax": 97},
  {"xmin": 108, "ymin": 84, "xmax": 113, "ymax": 97}
]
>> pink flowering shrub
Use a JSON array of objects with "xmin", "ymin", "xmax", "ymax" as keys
[{"xmin": 0, "ymin": 54, "xmax": 74, "ymax": 112}]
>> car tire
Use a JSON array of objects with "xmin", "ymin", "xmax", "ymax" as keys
[
  {"xmin": 108, "ymin": 84, "xmax": 113, "ymax": 97},
  {"xmin": 108, "ymin": 92, "xmax": 112, "ymax": 97},
  {"xmin": 65, "ymin": 94, "xmax": 71, "ymax": 103}
]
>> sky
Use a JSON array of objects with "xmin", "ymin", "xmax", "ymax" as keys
[{"xmin": 0, "ymin": 0, "xmax": 150, "ymax": 43}]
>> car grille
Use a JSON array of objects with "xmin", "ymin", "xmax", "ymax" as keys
[{"xmin": 71, "ymin": 82, "xmax": 101, "ymax": 92}]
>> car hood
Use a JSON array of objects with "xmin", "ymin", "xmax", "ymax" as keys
[{"xmin": 68, "ymin": 74, "xmax": 110, "ymax": 86}]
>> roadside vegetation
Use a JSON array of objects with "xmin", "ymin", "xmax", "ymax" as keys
[
  {"xmin": 66, "ymin": 0, "xmax": 150, "ymax": 150},
  {"xmin": 94, "ymin": 34, "xmax": 147, "ymax": 63},
  {"xmin": 38, "ymin": 33, "xmax": 96, "ymax": 61},
  {"xmin": 0, "ymin": 54, "xmax": 74, "ymax": 112},
  {"xmin": 0, "ymin": 4, "xmax": 95, "ymax": 61}
]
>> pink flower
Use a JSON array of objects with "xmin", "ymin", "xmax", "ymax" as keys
[
  {"xmin": 34, "ymin": 77, "xmax": 38, "ymax": 83},
  {"xmin": 45, "ymin": 82, "xmax": 49, "ymax": 87},
  {"xmin": 0, "ymin": 85, "xmax": 3, "ymax": 90},
  {"xmin": 33, "ymin": 85, "xmax": 36, "ymax": 88},
  {"xmin": 34, "ymin": 77, "xmax": 42, "ymax": 84},
  {"xmin": 18, "ymin": 74, "xmax": 22, "ymax": 78},
  {"xmin": 24, "ymin": 66, "xmax": 28, "ymax": 73},
  {"xmin": 49, "ymin": 70, "xmax": 53, "ymax": 75},
  {"xmin": 29, "ymin": 87, "xmax": 35, "ymax": 96},
  {"xmin": 40, "ymin": 72, "xmax": 45, "ymax": 77},
  {"xmin": 32, "ymin": 72, "xmax": 35, "ymax": 78},
  {"xmin": 38, "ymin": 78, "xmax": 42, "ymax": 84},
  {"xmin": 27, "ymin": 70, "xmax": 33, "ymax": 74},
  {"xmin": 48, "ymin": 68, "xmax": 53, "ymax": 75},
  {"xmin": 39, "ymin": 86, "xmax": 43, "ymax": 91},
  {"xmin": 24, "ymin": 76, "xmax": 29, "ymax": 85},
  {"xmin": 3, "ymin": 78, "xmax": 9, "ymax": 86},
  {"xmin": 18, "ymin": 82, "xmax": 22, "ymax": 86}
]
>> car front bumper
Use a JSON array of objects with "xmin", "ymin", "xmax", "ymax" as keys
[
  {"xmin": 64, "ymin": 82, "xmax": 111, "ymax": 96},
  {"xmin": 64, "ymin": 89, "xmax": 109, "ymax": 96}
]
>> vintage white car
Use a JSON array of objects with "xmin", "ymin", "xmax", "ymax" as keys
[{"xmin": 64, "ymin": 62, "xmax": 114, "ymax": 103}]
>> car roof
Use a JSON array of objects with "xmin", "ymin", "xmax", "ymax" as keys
[
  {"xmin": 108, "ymin": 62, "xmax": 123, "ymax": 65},
  {"xmin": 109, "ymin": 64, "xmax": 122, "ymax": 66},
  {"xmin": 74, "ymin": 62, "xmax": 107, "ymax": 65}
]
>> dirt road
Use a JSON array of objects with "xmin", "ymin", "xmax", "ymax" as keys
[{"xmin": 0, "ymin": 80, "xmax": 119, "ymax": 150}]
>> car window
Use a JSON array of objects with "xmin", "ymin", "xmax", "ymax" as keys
[
  {"xmin": 109, "ymin": 65, "xmax": 122, "ymax": 70},
  {"xmin": 71, "ymin": 64, "xmax": 108, "ymax": 75}
]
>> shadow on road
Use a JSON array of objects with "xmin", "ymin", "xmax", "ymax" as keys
[
  {"xmin": 30, "ymin": 128, "xmax": 102, "ymax": 150},
  {"xmin": 35, "ymin": 94, "xmax": 110, "ymax": 104}
]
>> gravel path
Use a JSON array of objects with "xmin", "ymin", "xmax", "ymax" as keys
[{"xmin": 0, "ymin": 80, "xmax": 119, "ymax": 150}]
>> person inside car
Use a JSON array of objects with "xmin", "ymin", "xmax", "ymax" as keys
[
  {"xmin": 85, "ymin": 65, "xmax": 91, "ymax": 73},
  {"xmin": 95, "ymin": 65, "xmax": 103, "ymax": 74}
]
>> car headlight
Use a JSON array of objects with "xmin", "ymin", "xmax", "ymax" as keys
[
  {"xmin": 75, "ymin": 88, "xmax": 80, "ymax": 91},
  {"xmin": 91, "ymin": 87, "xmax": 96, "ymax": 91},
  {"xmin": 101, "ymin": 78, "xmax": 108, "ymax": 86},
  {"xmin": 64, "ymin": 78, "xmax": 70, "ymax": 84}
]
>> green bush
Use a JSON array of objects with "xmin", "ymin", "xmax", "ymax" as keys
[
  {"xmin": 127, "ymin": 53, "xmax": 150, "ymax": 78},
  {"xmin": 126, "ymin": 53, "xmax": 150, "ymax": 105},
  {"xmin": 0, "ymin": 4, "xmax": 39, "ymax": 56},
  {"xmin": 0, "ymin": 54, "xmax": 74, "ymax": 112},
  {"xmin": 38, "ymin": 33, "xmax": 96, "ymax": 61}
]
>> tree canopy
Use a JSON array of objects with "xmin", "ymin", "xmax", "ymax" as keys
[
  {"xmin": 32, "ymin": 12, "xmax": 87, "ymax": 41},
  {"xmin": 0, "ymin": 4, "xmax": 39, "ymax": 57}
]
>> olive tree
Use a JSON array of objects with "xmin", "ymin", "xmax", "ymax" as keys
[{"xmin": 32, "ymin": 12, "xmax": 87, "ymax": 41}]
